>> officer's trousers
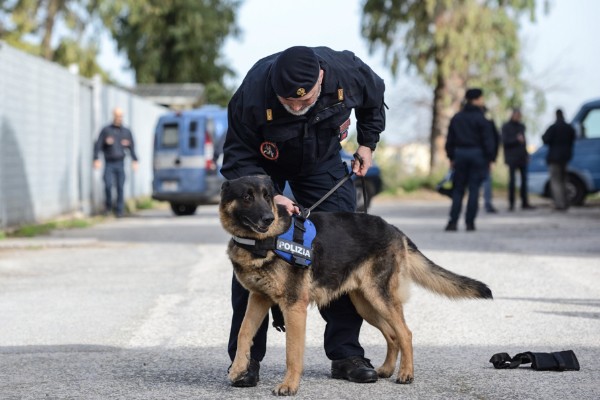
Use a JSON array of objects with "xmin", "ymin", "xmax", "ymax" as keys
[
  {"xmin": 103, "ymin": 160, "xmax": 126, "ymax": 215},
  {"xmin": 228, "ymin": 160, "xmax": 365, "ymax": 362},
  {"xmin": 507, "ymin": 165, "xmax": 529, "ymax": 208},
  {"xmin": 449, "ymin": 148, "xmax": 488, "ymax": 225}
]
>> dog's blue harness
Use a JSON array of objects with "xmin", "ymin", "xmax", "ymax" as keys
[
  {"xmin": 275, "ymin": 216, "xmax": 316, "ymax": 267},
  {"xmin": 232, "ymin": 216, "xmax": 316, "ymax": 268}
]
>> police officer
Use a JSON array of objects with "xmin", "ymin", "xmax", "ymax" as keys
[
  {"xmin": 93, "ymin": 107, "xmax": 138, "ymax": 217},
  {"xmin": 444, "ymin": 88, "xmax": 495, "ymax": 231},
  {"xmin": 221, "ymin": 46, "xmax": 386, "ymax": 386},
  {"xmin": 501, "ymin": 108, "xmax": 535, "ymax": 211}
]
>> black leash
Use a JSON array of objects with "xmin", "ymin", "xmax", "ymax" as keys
[{"xmin": 300, "ymin": 152, "xmax": 368, "ymax": 219}]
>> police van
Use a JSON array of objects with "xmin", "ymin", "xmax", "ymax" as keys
[
  {"xmin": 528, "ymin": 98, "xmax": 600, "ymax": 205},
  {"xmin": 152, "ymin": 105, "xmax": 227, "ymax": 215}
]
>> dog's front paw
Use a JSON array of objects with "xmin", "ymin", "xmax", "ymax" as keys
[
  {"xmin": 376, "ymin": 366, "xmax": 394, "ymax": 378},
  {"xmin": 272, "ymin": 382, "xmax": 298, "ymax": 396},
  {"xmin": 229, "ymin": 358, "xmax": 260, "ymax": 387},
  {"xmin": 228, "ymin": 361, "xmax": 248, "ymax": 383},
  {"xmin": 395, "ymin": 372, "xmax": 414, "ymax": 384}
]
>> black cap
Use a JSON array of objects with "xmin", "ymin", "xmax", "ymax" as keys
[
  {"xmin": 465, "ymin": 88, "xmax": 483, "ymax": 101},
  {"xmin": 271, "ymin": 46, "xmax": 320, "ymax": 98}
]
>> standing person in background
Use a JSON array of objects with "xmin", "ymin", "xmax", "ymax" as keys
[
  {"xmin": 444, "ymin": 88, "xmax": 495, "ymax": 232},
  {"xmin": 542, "ymin": 109, "xmax": 576, "ymax": 211},
  {"xmin": 483, "ymin": 112, "xmax": 500, "ymax": 213},
  {"xmin": 93, "ymin": 107, "xmax": 139, "ymax": 217},
  {"xmin": 501, "ymin": 108, "xmax": 534, "ymax": 211}
]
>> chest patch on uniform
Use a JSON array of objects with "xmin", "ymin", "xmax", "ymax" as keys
[
  {"xmin": 260, "ymin": 141, "xmax": 279, "ymax": 160},
  {"xmin": 275, "ymin": 216, "xmax": 316, "ymax": 267},
  {"xmin": 339, "ymin": 118, "xmax": 351, "ymax": 141}
]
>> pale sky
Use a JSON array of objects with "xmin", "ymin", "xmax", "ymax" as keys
[{"xmin": 101, "ymin": 0, "xmax": 600, "ymax": 145}]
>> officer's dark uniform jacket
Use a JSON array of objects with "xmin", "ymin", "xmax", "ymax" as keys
[
  {"xmin": 502, "ymin": 120, "xmax": 529, "ymax": 167},
  {"xmin": 542, "ymin": 120, "xmax": 575, "ymax": 164},
  {"xmin": 445, "ymin": 103, "xmax": 495, "ymax": 162},
  {"xmin": 93, "ymin": 124, "xmax": 138, "ymax": 163},
  {"xmin": 221, "ymin": 47, "xmax": 385, "ymax": 186}
]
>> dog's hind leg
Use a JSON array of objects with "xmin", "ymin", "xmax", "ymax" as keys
[
  {"xmin": 355, "ymin": 292, "xmax": 414, "ymax": 384},
  {"xmin": 229, "ymin": 292, "xmax": 272, "ymax": 384},
  {"xmin": 272, "ymin": 296, "xmax": 309, "ymax": 396},
  {"xmin": 389, "ymin": 302, "xmax": 414, "ymax": 384},
  {"xmin": 349, "ymin": 291, "xmax": 398, "ymax": 378}
]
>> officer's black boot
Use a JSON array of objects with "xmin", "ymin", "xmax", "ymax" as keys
[
  {"xmin": 331, "ymin": 356, "xmax": 378, "ymax": 383},
  {"xmin": 445, "ymin": 221, "xmax": 458, "ymax": 231}
]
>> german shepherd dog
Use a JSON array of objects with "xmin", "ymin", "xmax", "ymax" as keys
[{"xmin": 219, "ymin": 175, "xmax": 492, "ymax": 396}]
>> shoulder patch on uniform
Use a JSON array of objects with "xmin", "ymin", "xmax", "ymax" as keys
[{"xmin": 260, "ymin": 141, "xmax": 279, "ymax": 160}]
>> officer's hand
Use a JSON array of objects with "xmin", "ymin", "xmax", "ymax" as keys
[
  {"xmin": 352, "ymin": 145, "xmax": 373, "ymax": 177},
  {"xmin": 132, "ymin": 161, "xmax": 139, "ymax": 172},
  {"xmin": 93, "ymin": 160, "xmax": 102, "ymax": 170},
  {"xmin": 274, "ymin": 195, "xmax": 300, "ymax": 215}
]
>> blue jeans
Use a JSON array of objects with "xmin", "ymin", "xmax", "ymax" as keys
[
  {"xmin": 228, "ymin": 161, "xmax": 364, "ymax": 362},
  {"xmin": 103, "ymin": 161, "xmax": 126, "ymax": 215},
  {"xmin": 449, "ymin": 148, "xmax": 488, "ymax": 226}
]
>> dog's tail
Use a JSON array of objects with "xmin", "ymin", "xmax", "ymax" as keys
[{"xmin": 403, "ymin": 237, "xmax": 493, "ymax": 300}]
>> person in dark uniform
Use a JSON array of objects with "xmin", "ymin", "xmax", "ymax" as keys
[
  {"xmin": 93, "ymin": 107, "xmax": 138, "ymax": 217},
  {"xmin": 542, "ymin": 109, "xmax": 576, "ymax": 210},
  {"xmin": 501, "ymin": 108, "xmax": 535, "ymax": 211},
  {"xmin": 444, "ymin": 88, "xmax": 495, "ymax": 232},
  {"xmin": 221, "ymin": 46, "xmax": 386, "ymax": 386}
]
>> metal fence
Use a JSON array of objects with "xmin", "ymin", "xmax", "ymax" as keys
[{"xmin": 0, "ymin": 42, "xmax": 167, "ymax": 229}]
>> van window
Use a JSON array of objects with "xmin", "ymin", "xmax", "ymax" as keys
[
  {"xmin": 189, "ymin": 121, "xmax": 198, "ymax": 149},
  {"xmin": 582, "ymin": 108, "xmax": 600, "ymax": 139},
  {"xmin": 162, "ymin": 123, "xmax": 179, "ymax": 148}
]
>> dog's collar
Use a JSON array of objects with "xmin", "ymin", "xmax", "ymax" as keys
[
  {"xmin": 232, "ymin": 236, "xmax": 257, "ymax": 246},
  {"xmin": 231, "ymin": 235, "xmax": 277, "ymax": 258}
]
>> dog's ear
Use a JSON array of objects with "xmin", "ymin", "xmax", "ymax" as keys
[{"xmin": 259, "ymin": 175, "xmax": 276, "ymax": 192}]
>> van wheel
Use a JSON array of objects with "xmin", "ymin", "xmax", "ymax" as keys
[
  {"xmin": 170, "ymin": 203, "xmax": 198, "ymax": 216},
  {"xmin": 567, "ymin": 175, "xmax": 586, "ymax": 206}
]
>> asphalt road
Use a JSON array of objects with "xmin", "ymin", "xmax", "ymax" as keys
[{"xmin": 0, "ymin": 196, "xmax": 598, "ymax": 399}]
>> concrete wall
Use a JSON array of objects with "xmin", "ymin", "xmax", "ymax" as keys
[{"xmin": 0, "ymin": 42, "xmax": 167, "ymax": 228}]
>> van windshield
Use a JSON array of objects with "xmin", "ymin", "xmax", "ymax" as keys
[
  {"xmin": 583, "ymin": 108, "xmax": 600, "ymax": 139},
  {"xmin": 162, "ymin": 123, "xmax": 179, "ymax": 148}
]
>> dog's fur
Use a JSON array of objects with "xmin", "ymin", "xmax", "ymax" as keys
[{"xmin": 220, "ymin": 175, "xmax": 492, "ymax": 396}]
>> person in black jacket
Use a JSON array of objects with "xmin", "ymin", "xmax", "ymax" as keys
[
  {"xmin": 221, "ymin": 46, "xmax": 386, "ymax": 386},
  {"xmin": 93, "ymin": 107, "xmax": 138, "ymax": 217},
  {"xmin": 501, "ymin": 108, "xmax": 534, "ymax": 211},
  {"xmin": 444, "ymin": 88, "xmax": 495, "ymax": 231},
  {"xmin": 542, "ymin": 109, "xmax": 576, "ymax": 210}
]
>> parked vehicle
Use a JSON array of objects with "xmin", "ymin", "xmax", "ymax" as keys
[
  {"xmin": 152, "ymin": 105, "xmax": 383, "ymax": 215},
  {"xmin": 152, "ymin": 105, "xmax": 227, "ymax": 215},
  {"xmin": 528, "ymin": 98, "xmax": 600, "ymax": 205}
]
